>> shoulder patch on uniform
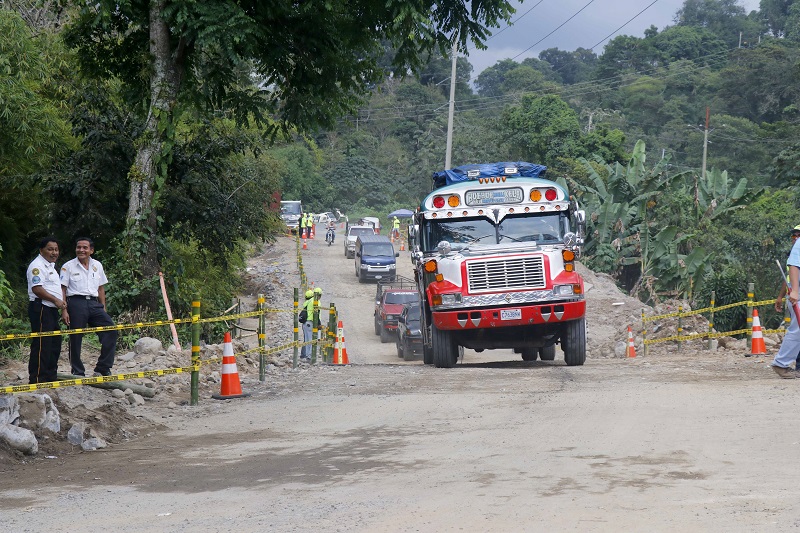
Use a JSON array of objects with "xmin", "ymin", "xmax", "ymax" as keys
[
  {"xmin": 61, "ymin": 267, "xmax": 67, "ymax": 271},
  {"xmin": 32, "ymin": 268, "xmax": 40, "ymax": 275},
  {"xmin": 32, "ymin": 276, "xmax": 41, "ymax": 284}
]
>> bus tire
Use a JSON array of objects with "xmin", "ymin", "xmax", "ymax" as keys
[
  {"xmin": 563, "ymin": 318, "xmax": 586, "ymax": 366},
  {"xmin": 432, "ymin": 323, "xmax": 457, "ymax": 368},
  {"xmin": 539, "ymin": 344, "xmax": 556, "ymax": 361}
]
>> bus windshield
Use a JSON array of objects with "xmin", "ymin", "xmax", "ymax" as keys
[
  {"xmin": 280, "ymin": 202, "xmax": 302, "ymax": 215},
  {"xmin": 422, "ymin": 213, "xmax": 566, "ymax": 251}
]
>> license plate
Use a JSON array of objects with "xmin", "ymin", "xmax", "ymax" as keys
[{"xmin": 500, "ymin": 308, "xmax": 521, "ymax": 320}]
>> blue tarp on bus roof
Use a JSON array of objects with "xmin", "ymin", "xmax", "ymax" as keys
[{"xmin": 432, "ymin": 162, "xmax": 547, "ymax": 189}]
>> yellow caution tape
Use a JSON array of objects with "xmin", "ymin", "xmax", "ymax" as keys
[
  {"xmin": 642, "ymin": 299, "xmax": 778, "ymax": 323},
  {"xmin": 643, "ymin": 328, "xmax": 751, "ymax": 345},
  {"xmin": 1, "ymin": 366, "xmax": 198, "ymax": 394},
  {"xmin": 0, "ymin": 308, "xmax": 303, "ymax": 342}
]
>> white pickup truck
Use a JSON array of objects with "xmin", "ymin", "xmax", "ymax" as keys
[{"xmin": 344, "ymin": 225, "xmax": 377, "ymax": 259}]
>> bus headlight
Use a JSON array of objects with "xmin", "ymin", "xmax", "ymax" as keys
[
  {"xmin": 441, "ymin": 293, "xmax": 462, "ymax": 305},
  {"xmin": 554, "ymin": 284, "xmax": 582, "ymax": 296}
]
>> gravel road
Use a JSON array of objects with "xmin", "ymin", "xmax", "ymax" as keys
[{"xmin": 2, "ymin": 232, "xmax": 799, "ymax": 532}]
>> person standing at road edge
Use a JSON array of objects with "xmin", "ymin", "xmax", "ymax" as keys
[
  {"xmin": 60, "ymin": 237, "xmax": 118, "ymax": 377},
  {"xmin": 392, "ymin": 216, "xmax": 400, "ymax": 241},
  {"xmin": 771, "ymin": 224, "xmax": 800, "ymax": 378},
  {"xmin": 301, "ymin": 289, "xmax": 314, "ymax": 360},
  {"xmin": 774, "ymin": 224, "xmax": 800, "ymax": 370},
  {"xmin": 26, "ymin": 237, "xmax": 66, "ymax": 384}
]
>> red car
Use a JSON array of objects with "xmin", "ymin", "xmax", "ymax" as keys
[{"xmin": 374, "ymin": 277, "xmax": 419, "ymax": 343}]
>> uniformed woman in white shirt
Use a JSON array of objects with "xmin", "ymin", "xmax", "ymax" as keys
[
  {"xmin": 27, "ymin": 237, "xmax": 66, "ymax": 384},
  {"xmin": 60, "ymin": 237, "xmax": 118, "ymax": 377}
]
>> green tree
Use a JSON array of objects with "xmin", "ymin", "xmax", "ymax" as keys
[
  {"xmin": 62, "ymin": 0, "xmax": 515, "ymax": 299},
  {"xmin": 0, "ymin": 9, "xmax": 75, "ymax": 280},
  {"xmin": 501, "ymin": 94, "xmax": 583, "ymax": 166},
  {"xmin": 676, "ymin": 0, "xmax": 760, "ymax": 48},
  {"xmin": 418, "ymin": 51, "xmax": 474, "ymax": 100},
  {"xmin": 653, "ymin": 26, "xmax": 728, "ymax": 63},
  {"xmin": 475, "ymin": 59, "xmax": 520, "ymax": 97},
  {"xmin": 710, "ymin": 43, "xmax": 800, "ymax": 123},
  {"xmin": 760, "ymin": 0, "xmax": 794, "ymax": 37},
  {"xmin": 574, "ymin": 140, "xmax": 707, "ymax": 300},
  {"xmin": 538, "ymin": 47, "xmax": 597, "ymax": 85}
]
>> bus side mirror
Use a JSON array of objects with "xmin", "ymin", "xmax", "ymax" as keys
[{"xmin": 576, "ymin": 210, "xmax": 586, "ymax": 236}]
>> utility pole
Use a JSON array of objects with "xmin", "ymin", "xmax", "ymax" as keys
[
  {"xmin": 695, "ymin": 106, "xmax": 710, "ymax": 218},
  {"xmin": 445, "ymin": 42, "xmax": 457, "ymax": 170},
  {"xmin": 701, "ymin": 106, "xmax": 710, "ymax": 183}
]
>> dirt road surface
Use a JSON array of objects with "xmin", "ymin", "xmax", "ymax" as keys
[{"xmin": 3, "ymin": 232, "xmax": 800, "ymax": 531}]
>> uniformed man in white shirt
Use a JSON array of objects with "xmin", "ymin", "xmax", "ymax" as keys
[
  {"xmin": 27, "ymin": 237, "xmax": 66, "ymax": 384},
  {"xmin": 60, "ymin": 237, "xmax": 118, "ymax": 377}
]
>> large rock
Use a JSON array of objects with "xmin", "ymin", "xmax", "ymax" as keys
[
  {"xmin": 134, "ymin": 337, "xmax": 163, "ymax": 355},
  {"xmin": 0, "ymin": 395, "xmax": 20, "ymax": 425},
  {"xmin": 0, "ymin": 423, "xmax": 38, "ymax": 455},
  {"xmin": 67, "ymin": 422, "xmax": 87, "ymax": 445},
  {"xmin": 17, "ymin": 394, "xmax": 60, "ymax": 433},
  {"xmin": 81, "ymin": 437, "xmax": 108, "ymax": 451}
]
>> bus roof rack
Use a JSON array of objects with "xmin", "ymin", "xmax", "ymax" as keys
[{"xmin": 432, "ymin": 161, "xmax": 547, "ymax": 189}]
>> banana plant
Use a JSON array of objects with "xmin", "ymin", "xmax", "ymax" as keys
[
  {"xmin": 693, "ymin": 168, "xmax": 749, "ymax": 223},
  {"xmin": 631, "ymin": 225, "xmax": 709, "ymax": 301},
  {"xmin": 573, "ymin": 140, "xmax": 704, "ymax": 300}
]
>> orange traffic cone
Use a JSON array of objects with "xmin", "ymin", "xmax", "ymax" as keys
[
  {"xmin": 333, "ymin": 320, "xmax": 350, "ymax": 365},
  {"xmin": 390, "ymin": 232, "xmax": 395, "ymax": 243},
  {"xmin": 302, "ymin": 238, "xmax": 308, "ymax": 250},
  {"xmin": 310, "ymin": 224, "xmax": 315, "ymax": 239},
  {"xmin": 400, "ymin": 239, "xmax": 405, "ymax": 251},
  {"xmin": 627, "ymin": 326, "xmax": 636, "ymax": 358},
  {"xmin": 751, "ymin": 309, "xmax": 767, "ymax": 355},
  {"xmin": 212, "ymin": 332, "xmax": 250, "ymax": 399}
]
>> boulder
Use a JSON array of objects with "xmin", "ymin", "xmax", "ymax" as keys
[
  {"xmin": 81, "ymin": 437, "xmax": 108, "ymax": 451},
  {"xmin": 67, "ymin": 422, "xmax": 87, "ymax": 445},
  {"xmin": 614, "ymin": 340, "xmax": 627, "ymax": 358},
  {"xmin": 0, "ymin": 395, "xmax": 20, "ymax": 425},
  {"xmin": 17, "ymin": 394, "xmax": 60, "ymax": 433},
  {"xmin": 134, "ymin": 337, "xmax": 163, "ymax": 355},
  {"xmin": 0, "ymin": 423, "xmax": 38, "ymax": 455}
]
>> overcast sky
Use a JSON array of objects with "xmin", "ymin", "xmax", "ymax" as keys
[{"xmin": 463, "ymin": 0, "xmax": 762, "ymax": 79}]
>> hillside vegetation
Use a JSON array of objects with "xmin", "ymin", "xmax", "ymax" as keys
[{"xmin": 1, "ymin": 0, "xmax": 798, "ymax": 342}]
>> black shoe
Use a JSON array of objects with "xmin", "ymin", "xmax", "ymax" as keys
[{"xmin": 93, "ymin": 370, "xmax": 112, "ymax": 376}]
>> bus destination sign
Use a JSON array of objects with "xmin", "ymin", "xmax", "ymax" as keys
[{"xmin": 464, "ymin": 187, "xmax": 524, "ymax": 206}]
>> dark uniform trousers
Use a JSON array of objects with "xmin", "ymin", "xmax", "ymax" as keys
[
  {"xmin": 66, "ymin": 296, "xmax": 117, "ymax": 376},
  {"xmin": 28, "ymin": 299, "xmax": 61, "ymax": 384}
]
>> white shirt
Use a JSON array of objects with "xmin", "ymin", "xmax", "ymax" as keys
[
  {"xmin": 60, "ymin": 257, "xmax": 108, "ymax": 297},
  {"xmin": 27, "ymin": 255, "xmax": 62, "ymax": 307}
]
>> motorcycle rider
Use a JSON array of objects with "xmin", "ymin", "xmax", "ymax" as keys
[{"xmin": 326, "ymin": 220, "xmax": 336, "ymax": 245}]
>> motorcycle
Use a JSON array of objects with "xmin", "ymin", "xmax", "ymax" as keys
[{"xmin": 325, "ymin": 227, "xmax": 335, "ymax": 246}]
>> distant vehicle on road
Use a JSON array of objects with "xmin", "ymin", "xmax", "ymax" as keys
[
  {"xmin": 354, "ymin": 235, "xmax": 398, "ymax": 283},
  {"xmin": 374, "ymin": 276, "xmax": 419, "ymax": 343},
  {"xmin": 344, "ymin": 224, "xmax": 377, "ymax": 259},
  {"xmin": 396, "ymin": 302, "xmax": 423, "ymax": 361},
  {"xmin": 280, "ymin": 201, "xmax": 303, "ymax": 232}
]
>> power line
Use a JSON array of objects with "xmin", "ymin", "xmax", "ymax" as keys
[
  {"xmin": 510, "ymin": 0, "xmax": 597, "ymax": 62},
  {"xmin": 474, "ymin": 0, "xmax": 548, "ymax": 48},
  {"xmin": 359, "ymin": 48, "xmax": 732, "ymax": 119},
  {"xmin": 587, "ymin": 0, "xmax": 661, "ymax": 51}
]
